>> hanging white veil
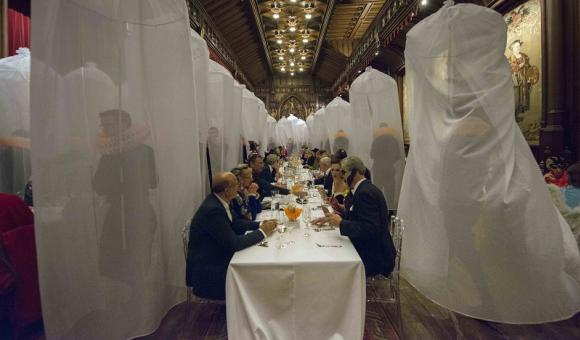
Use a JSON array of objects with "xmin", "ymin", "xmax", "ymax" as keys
[
  {"xmin": 350, "ymin": 67, "xmax": 405, "ymax": 208},
  {"xmin": 324, "ymin": 97, "xmax": 352, "ymax": 155},
  {"xmin": 31, "ymin": 0, "xmax": 204, "ymax": 338},
  {"xmin": 190, "ymin": 29, "xmax": 210, "ymax": 193},
  {"xmin": 0, "ymin": 48, "xmax": 31, "ymax": 195},
  {"xmin": 398, "ymin": 1, "xmax": 580, "ymax": 323}
]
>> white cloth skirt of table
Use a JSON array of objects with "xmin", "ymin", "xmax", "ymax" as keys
[{"xmin": 226, "ymin": 206, "xmax": 366, "ymax": 340}]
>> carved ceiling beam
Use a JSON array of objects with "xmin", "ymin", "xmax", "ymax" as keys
[
  {"xmin": 331, "ymin": 0, "xmax": 418, "ymax": 93},
  {"xmin": 348, "ymin": 3, "xmax": 374, "ymax": 39},
  {"xmin": 311, "ymin": 0, "xmax": 337, "ymax": 75},
  {"xmin": 187, "ymin": 0, "xmax": 255, "ymax": 90},
  {"xmin": 248, "ymin": 0, "xmax": 274, "ymax": 75}
]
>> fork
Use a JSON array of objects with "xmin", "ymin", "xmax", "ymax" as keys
[{"xmin": 315, "ymin": 242, "xmax": 342, "ymax": 248}]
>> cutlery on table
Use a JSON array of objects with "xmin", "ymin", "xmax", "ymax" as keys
[{"xmin": 315, "ymin": 242, "xmax": 342, "ymax": 248}]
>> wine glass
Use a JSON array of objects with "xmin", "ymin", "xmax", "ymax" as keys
[{"xmin": 302, "ymin": 204, "xmax": 311, "ymax": 237}]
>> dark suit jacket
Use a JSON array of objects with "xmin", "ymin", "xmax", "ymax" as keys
[
  {"xmin": 339, "ymin": 180, "xmax": 396, "ymax": 277},
  {"xmin": 186, "ymin": 194, "xmax": 264, "ymax": 299},
  {"xmin": 254, "ymin": 169, "xmax": 289, "ymax": 198},
  {"xmin": 324, "ymin": 172, "xmax": 333, "ymax": 196}
]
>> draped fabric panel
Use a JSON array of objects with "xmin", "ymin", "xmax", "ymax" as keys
[
  {"xmin": 190, "ymin": 29, "xmax": 210, "ymax": 194},
  {"xmin": 0, "ymin": 47, "xmax": 30, "ymax": 195},
  {"xmin": 7, "ymin": 0, "xmax": 30, "ymax": 56},
  {"xmin": 324, "ymin": 97, "xmax": 352, "ymax": 155},
  {"xmin": 31, "ymin": 1, "xmax": 203, "ymax": 338},
  {"xmin": 350, "ymin": 67, "xmax": 405, "ymax": 208},
  {"xmin": 398, "ymin": 2, "xmax": 580, "ymax": 323}
]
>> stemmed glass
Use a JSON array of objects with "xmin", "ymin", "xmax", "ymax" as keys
[
  {"xmin": 302, "ymin": 204, "xmax": 312, "ymax": 237},
  {"xmin": 277, "ymin": 222, "xmax": 288, "ymax": 249}
]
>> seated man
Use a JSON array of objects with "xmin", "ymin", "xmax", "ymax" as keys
[
  {"xmin": 186, "ymin": 172, "xmax": 277, "ymax": 299},
  {"xmin": 314, "ymin": 156, "xmax": 332, "ymax": 194},
  {"xmin": 248, "ymin": 153, "xmax": 289, "ymax": 197},
  {"xmin": 313, "ymin": 156, "xmax": 396, "ymax": 277}
]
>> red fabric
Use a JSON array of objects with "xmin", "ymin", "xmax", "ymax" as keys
[
  {"xmin": 1, "ymin": 224, "xmax": 41, "ymax": 332},
  {"xmin": 7, "ymin": 0, "xmax": 31, "ymax": 56},
  {"xmin": 545, "ymin": 171, "xmax": 569, "ymax": 188},
  {"xmin": 0, "ymin": 194, "xmax": 33, "ymax": 233}
]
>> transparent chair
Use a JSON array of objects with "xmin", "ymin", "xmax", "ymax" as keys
[{"xmin": 366, "ymin": 215, "xmax": 405, "ymax": 335}]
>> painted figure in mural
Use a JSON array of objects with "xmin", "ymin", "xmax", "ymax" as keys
[{"xmin": 508, "ymin": 39, "xmax": 539, "ymax": 120}]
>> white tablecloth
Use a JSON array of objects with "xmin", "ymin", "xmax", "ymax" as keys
[{"xmin": 226, "ymin": 198, "xmax": 366, "ymax": 340}]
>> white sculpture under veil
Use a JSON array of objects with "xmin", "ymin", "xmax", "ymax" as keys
[
  {"xmin": 398, "ymin": 1, "xmax": 580, "ymax": 323},
  {"xmin": 349, "ymin": 66, "xmax": 405, "ymax": 209},
  {"xmin": 0, "ymin": 48, "xmax": 31, "ymax": 195},
  {"xmin": 31, "ymin": 0, "xmax": 204, "ymax": 338},
  {"xmin": 324, "ymin": 97, "xmax": 352, "ymax": 155}
]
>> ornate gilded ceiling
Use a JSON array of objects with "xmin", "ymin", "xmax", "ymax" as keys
[{"xmin": 257, "ymin": 0, "xmax": 330, "ymax": 76}]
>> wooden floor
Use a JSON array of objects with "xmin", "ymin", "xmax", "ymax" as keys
[{"xmin": 137, "ymin": 278, "xmax": 580, "ymax": 340}]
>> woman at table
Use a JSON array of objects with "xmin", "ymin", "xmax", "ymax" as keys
[
  {"xmin": 329, "ymin": 156, "xmax": 350, "ymax": 215},
  {"xmin": 230, "ymin": 164, "xmax": 261, "ymax": 221}
]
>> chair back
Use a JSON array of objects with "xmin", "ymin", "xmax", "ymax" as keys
[
  {"xmin": 181, "ymin": 219, "xmax": 191, "ymax": 260},
  {"xmin": 389, "ymin": 215, "xmax": 405, "ymax": 274}
]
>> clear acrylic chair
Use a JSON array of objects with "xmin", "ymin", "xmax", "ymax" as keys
[
  {"xmin": 366, "ymin": 215, "xmax": 405, "ymax": 335},
  {"xmin": 367, "ymin": 215, "xmax": 405, "ymax": 303}
]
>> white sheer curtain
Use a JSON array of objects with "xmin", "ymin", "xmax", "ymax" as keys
[
  {"xmin": 324, "ymin": 97, "xmax": 352, "ymax": 155},
  {"xmin": 398, "ymin": 1, "xmax": 580, "ymax": 323},
  {"xmin": 208, "ymin": 60, "xmax": 242, "ymax": 173},
  {"xmin": 0, "ymin": 47, "xmax": 31, "ymax": 195},
  {"xmin": 31, "ymin": 1, "xmax": 203, "ymax": 338},
  {"xmin": 190, "ymin": 29, "xmax": 210, "ymax": 194},
  {"xmin": 265, "ymin": 115, "xmax": 278, "ymax": 151},
  {"xmin": 313, "ymin": 108, "xmax": 327, "ymax": 150},
  {"xmin": 350, "ymin": 66, "xmax": 405, "ymax": 208}
]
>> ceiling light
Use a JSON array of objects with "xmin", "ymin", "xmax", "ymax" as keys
[
  {"xmin": 302, "ymin": 38, "xmax": 308, "ymax": 43},
  {"xmin": 290, "ymin": 0, "xmax": 297, "ymax": 3},
  {"xmin": 299, "ymin": 67, "xmax": 304, "ymax": 71},
  {"xmin": 279, "ymin": 56, "xmax": 284, "ymax": 60},
  {"xmin": 421, "ymin": 0, "xmax": 427, "ymax": 5},
  {"xmin": 281, "ymin": 67, "xmax": 286, "ymax": 72},
  {"xmin": 305, "ymin": 13, "xmax": 312, "ymax": 19},
  {"xmin": 289, "ymin": 47, "xmax": 295, "ymax": 53},
  {"xmin": 290, "ymin": 72, "xmax": 295, "ymax": 76},
  {"xmin": 289, "ymin": 26, "xmax": 296, "ymax": 32},
  {"xmin": 277, "ymin": 39, "xmax": 283, "ymax": 44},
  {"xmin": 301, "ymin": 55, "xmax": 306, "ymax": 60},
  {"xmin": 290, "ymin": 62, "xmax": 295, "ymax": 66},
  {"xmin": 273, "ymin": 13, "xmax": 280, "ymax": 19},
  {"xmin": 375, "ymin": 51, "xmax": 379, "ymax": 56}
]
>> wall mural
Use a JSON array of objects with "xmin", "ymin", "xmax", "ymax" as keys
[
  {"xmin": 279, "ymin": 95, "xmax": 308, "ymax": 120},
  {"xmin": 504, "ymin": 0, "xmax": 542, "ymax": 145}
]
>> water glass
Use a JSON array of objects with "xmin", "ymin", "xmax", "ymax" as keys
[
  {"xmin": 302, "ymin": 204, "xmax": 312, "ymax": 237},
  {"xmin": 271, "ymin": 196, "xmax": 279, "ymax": 220}
]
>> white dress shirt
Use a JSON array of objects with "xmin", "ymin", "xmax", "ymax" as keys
[{"xmin": 214, "ymin": 193, "xmax": 267, "ymax": 238}]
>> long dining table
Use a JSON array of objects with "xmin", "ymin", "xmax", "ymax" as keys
[{"xmin": 225, "ymin": 193, "xmax": 366, "ymax": 340}]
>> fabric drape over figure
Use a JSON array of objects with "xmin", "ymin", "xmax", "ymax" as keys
[
  {"xmin": 324, "ymin": 97, "xmax": 352, "ymax": 155},
  {"xmin": 0, "ymin": 47, "xmax": 30, "ymax": 195},
  {"xmin": 190, "ymin": 29, "xmax": 210, "ymax": 194},
  {"xmin": 350, "ymin": 67, "xmax": 405, "ymax": 208},
  {"xmin": 31, "ymin": 1, "xmax": 204, "ymax": 338},
  {"xmin": 207, "ymin": 60, "xmax": 243, "ymax": 175},
  {"xmin": 398, "ymin": 1, "xmax": 580, "ymax": 323}
]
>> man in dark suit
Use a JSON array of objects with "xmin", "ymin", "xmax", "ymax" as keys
[
  {"xmin": 248, "ymin": 153, "xmax": 289, "ymax": 197},
  {"xmin": 313, "ymin": 156, "xmax": 396, "ymax": 276},
  {"xmin": 186, "ymin": 172, "xmax": 277, "ymax": 299},
  {"xmin": 314, "ymin": 156, "xmax": 333, "ymax": 194}
]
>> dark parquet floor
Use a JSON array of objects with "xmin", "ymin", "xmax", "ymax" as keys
[
  {"xmin": 17, "ymin": 278, "xmax": 580, "ymax": 340},
  {"xmin": 138, "ymin": 278, "xmax": 580, "ymax": 340}
]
